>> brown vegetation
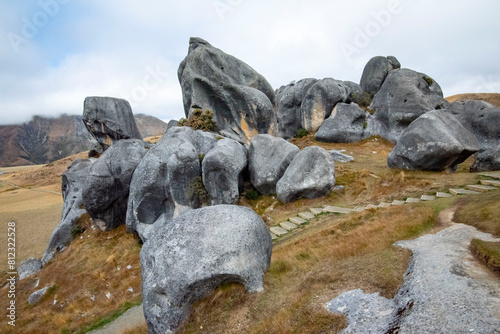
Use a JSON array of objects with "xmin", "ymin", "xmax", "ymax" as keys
[{"xmin": 445, "ymin": 93, "xmax": 500, "ymax": 107}]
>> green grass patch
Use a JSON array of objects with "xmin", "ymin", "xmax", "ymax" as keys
[
  {"xmin": 470, "ymin": 239, "xmax": 500, "ymax": 275},
  {"xmin": 454, "ymin": 191, "xmax": 500, "ymax": 237}
]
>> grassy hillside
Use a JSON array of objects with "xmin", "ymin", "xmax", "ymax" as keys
[{"xmin": 445, "ymin": 93, "xmax": 500, "ymax": 107}]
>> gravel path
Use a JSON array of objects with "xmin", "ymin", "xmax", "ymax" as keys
[{"xmin": 88, "ymin": 304, "xmax": 145, "ymax": 334}]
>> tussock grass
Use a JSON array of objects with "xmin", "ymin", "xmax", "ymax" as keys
[
  {"xmin": 454, "ymin": 191, "xmax": 500, "ymax": 237},
  {"xmin": 470, "ymin": 239, "xmax": 500, "ymax": 275}
]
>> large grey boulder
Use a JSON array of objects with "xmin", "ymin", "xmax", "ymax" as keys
[
  {"xmin": 275, "ymin": 78, "xmax": 318, "ymax": 139},
  {"xmin": 360, "ymin": 56, "xmax": 401, "ymax": 96},
  {"xmin": 448, "ymin": 100, "xmax": 500, "ymax": 172},
  {"xmin": 28, "ymin": 286, "xmax": 51, "ymax": 305},
  {"xmin": 82, "ymin": 139, "xmax": 149, "ymax": 231},
  {"xmin": 276, "ymin": 146, "xmax": 336, "ymax": 203},
  {"xmin": 126, "ymin": 127, "xmax": 205, "ymax": 241},
  {"xmin": 301, "ymin": 78, "xmax": 348, "ymax": 132},
  {"xmin": 248, "ymin": 134, "xmax": 300, "ymax": 195},
  {"xmin": 178, "ymin": 37, "xmax": 277, "ymax": 143},
  {"xmin": 18, "ymin": 258, "xmax": 42, "ymax": 280},
  {"xmin": 202, "ymin": 138, "xmax": 247, "ymax": 205},
  {"xmin": 371, "ymin": 69, "xmax": 450, "ymax": 142},
  {"xmin": 387, "ymin": 110, "xmax": 480, "ymax": 171},
  {"xmin": 83, "ymin": 97, "xmax": 142, "ymax": 152},
  {"xmin": 315, "ymin": 103, "xmax": 369, "ymax": 143},
  {"xmin": 42, "ymin": 158, "xmax": 94, "ymax": 264},
  {"xmin": 141, "ymin": 205, "xmax": 272, "ymax": 334}
]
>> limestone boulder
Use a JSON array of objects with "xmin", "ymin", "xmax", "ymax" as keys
[
  {"xmin": 360, "ymin": 56, "xmax": 401, "ymax": 96},
  {"xmin": 276, "ymin": 146, "xmax": 336, "ymax": 203},
  {"xmin": 315, "ymin": 103, "xmax": 369, "ymax": 143},
  {"xmin": 248, "ymin": 134, "xmax": 300, "ymax": 195},
  {"xmin": 141, "ymin": 205, "xmax": 272, "ymax": 334},
  {"xmin": 178, "ymin": 37, "xmax": 277, "ymax": 143},
  {"xmin": 387, "ymin": 110, "xmax": 480, "ymax": 171},
  {"xmin": 18, "ymin": 258, "xmax": 42, "ymax": 280}
]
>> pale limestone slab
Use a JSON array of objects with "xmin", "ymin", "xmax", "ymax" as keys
[
  {"xmin": 323, "ymin": 206, "xmax": 352, "ymax": 214},
  {"xmin": 378, "ymin": 202, "xmax": 392, "ymax": 208},
  {"xmin": 310, "ymin": 208, "xmax": 324, "ymax": 215},
  {"xmin": 366, "ymin": 204, "xmax": 379, "ymax": 210},
  {"xmin": 289, "ymin": 217, "xmax": 307, "ymax": 225},
  {"xmin": 270, "ymin": 233, "xmax": 278, "ymax": 240},
  {"xmin": 352, "ymin": 206, "xmax": 366, "ymax": 212},
  {"xmin": 298, "ymin": 212, "xmax": 315, "ymax": 220},
  {"xmin": 406, "ymin": 198, "xmax": 420, "ymax": 203},
  {"xmin": 466, "ymin": 184, "xmax": 498, "ymax": 192},
  {"xmin": 479, "ymin": 172, "xmax": 500, "ymax": 179},
  {"xmin": 270, "ymin": 226, "xmax": 288, "ymax": 236},
  {"xmin": 436, "ymin": 192, "xmax": 453, "ymax": 198},
  {"xmin": 280, "ymin": 221, "xmax": 298, "ymax": 231},
  {"xmin": 449, "ymin": 188, "xmax": 480, "ymax": 195},
  {"xmin": 392, "ymin": 200, "xmax": 406, "ymax": 206},
  {"xmin": 481, "ymin": 179, "xmax": 500, "ymax": 186}
]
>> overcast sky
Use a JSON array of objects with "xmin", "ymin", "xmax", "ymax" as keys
[{"xmin": 1, "ymin": 0, "xmax": 499, "ymax": 125}]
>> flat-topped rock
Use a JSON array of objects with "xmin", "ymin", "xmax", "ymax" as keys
[
  {"xmin": 466, "ymin": 184, "xmax": 498, "ymax": 192},
  {"xmin": 298, "ymin": 212, "xmax": 315, "ymax": 220},
  {"xmin": 353, "ymin": 206, "xmax": 366, "ymax": 212},
  {"xmin": 449, "ymin": 188, "xmax": 480, "ymax": 195},
  {"xmin": 436, "ymin": 192, "xmax": 453, "ymax": 198},
  {"xmin": 289, "ymin": 217, "xmax": 308, "ymax": 225},
  {"xmin": 392, "ymin": 200, "xmax": 406, "ymax": 206},
  {"xmin": 420, "ymin": 195, "xmax": 436, "ymax": 201},
  {"xmin": 479, "ymin": 172, "xmax": 500, "ymax": 179},
  {"xmin": 323, "ymin": 206, "xmax": 353, "ymax": 214},
  {"xmin": 270, "ymin": 233, "xmax": 278, "ymax": 240},
  {"xmin": 310, "ymin": 208, "xmax": 324, "ymax": 215},
  {"xmin": 378, "ymin": 202, "xmax": 392, "ymax": 208},
  {"xmin": 366, "ymin": 204, "xmax": 379, "ymax": 210},
  {"xmin": 270, "ymin": 226, "xmax": 288, "ymax": 236},
  {"xmin": 481, "ymin": 179, "xmax": 500, "ymax": 186},
  {"xmin": 406, "ymin": 198, "xmax": 420, "ymax": 203},
  {"xmin": 280, "ymin": 221, "xmax": 299, "ymax": 231}
]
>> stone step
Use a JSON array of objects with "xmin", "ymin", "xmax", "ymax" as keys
[
  {"xmin": 280, "ymin": 221, "xmax": 298, "ymax": 231},
  {"xmin": 449, "ymin": 188, "xmax": 480, "ymax": 195},
  {"xmin": 270, "ymin": 233, "xmax": 278, "ymax": 240},
  {"xmin": 392, "ymin": 200, "xmax": 406, "ymax": 206},
  {"xmin": 289, "ymin": 217, "xmax": 307, "ymax": 225},
  {"xmin": 310, "ymin": 208, "xmax": 324, "ymax": 215},
  {"xmin": 270, "ymin": 226, "xmax": 288, "ymax": 236},
  {"xmin": 298, "ymin": 212, "xmax": 315, "ymax": 220},
  {"xmin": 352, "ymin": 206, "xmax": 366, "ymax": 212},
  {"xmin": 378, "ymin": 202, "xmax": 392, "ymax": 208},
  {"xmin": 466, "ymin": 184, "xmax": 498, "ymax": 192},
  {"xmin": 481, "ymin": 179, "xmax": 500, "ymax": 187},
  {"xmin": 323, "ymin": 206, "xmax": 352, "ymax": 214},
  {"xmin": 406, "ymin": 198, "xmax": 420, "ymax": 203},
  {"xmin": 420, "ymin": 195, "xmax": 436, "ymax": 201},
  {"xmin": 479, "ymin": 172, "xmax": 500, "ymax": 179},
  {"xmin": 436, "ymin": 192, "xmax": 453, "ymax": 198},
  {"xmin": 366, "ymin": 204, "xmax": 379, "ymax": 210}
]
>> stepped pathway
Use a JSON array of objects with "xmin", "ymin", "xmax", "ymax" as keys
[{"xmin": 268, "ymin": 173, "xmax": 500, "ymax": 240}]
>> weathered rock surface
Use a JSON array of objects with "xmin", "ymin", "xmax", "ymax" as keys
[
  {"xmin": 18, "ymin": 258, "xmax": 42, "ymax": 280},
  {"xmin": 248, "ymin": 134, "xmax": 300, "ymax": 195},
  {"xmin": 178, "ymin": 37, "xmax": 277, "ymax": 143},
  {"xmin": 82, "ymin": 139, "xmax": 149, "ymax": 231},
  {"xmin": 371, "ymin": 69, "xmax": 449, "ymax": 142},
  {"xmin": 202, "ymin": 138, "xmax": 247, "ymax": 205},
  {"xmin": 28, "ymin": 286, "xmax": 51, "ymax": 306},
  {"xmin": 387, "ymin": 110, "xmax": 480, "ymax": 171},
  {"xmin": 329, "ymin": 149, "xmax": 354, "ymax": 163},
  {"xmin": 448, "ymin": 100, "xmax": 500, "ymax": 172},
  {"xmin": 315, "ymin": 103, "xmax": 369, "ymax": 143},
  {"xmin": 276, "ymin": 146, "xmax": 335, "ymax": 203},
  {"xmin": 301, "ymin": 78, "xmax": 348, "ymax": 132},
  {"xmin": 360, "ymin": 56, "xmax": 401, "ymax": 96},
  {"xmin": 275, "ymin": 78, "xmax": 318, "ymax": 139},
  {"xmin": 42, "ymin": 158, "xmax": 94, "ymax": 264},
  {"xmin": 141, "ymin": 205, "xmax": 272, "ymax": 334},
  {"xmin": 83, "ymin": 97, "xmax": 142, "ymax": 152},
  {"xmin": 326, "ymin": 224, "xmax": 500, "ymax": 333}
]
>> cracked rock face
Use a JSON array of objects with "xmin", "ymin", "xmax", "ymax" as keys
[{"xmin": 141, "ymin": 205, "xmax": 272, "ymax": 334}]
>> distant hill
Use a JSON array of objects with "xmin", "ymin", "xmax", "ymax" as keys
[
  {"xmin": 445, "ymin": 93, "xmax": 500, "ymax": 107},
  {"xmin": 0, "ymin": 114, "xmax": 168, "ymax": 167}
]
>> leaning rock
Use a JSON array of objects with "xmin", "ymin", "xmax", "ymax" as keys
[
  {"xmin": 202, "ymin": 138, "xmax": 247, "ymax": 205},
  {"xmin": 387, "ymin": 110, "xmax": 480, "ymax": 171},
  {"xmin": 275, "ymin": 78, "xmax": 318, "ymax": 139},
  {"xmin": 82, "ymin": 139, "xmax": 149, "ymax": 231},
  {"xmin": 18, "ymin": 258, "xmax": 42, "ymax": 280},
  {"xmin": 248, "ymin": 134, "xmax": 300, "ymax": 195},
  {"xmin": 83, "ymin": 97, "xmax": 142, "ymax": 152},
  {"xmin": 141, "ymin": 205, "xmax": 272, "ymax": 334},
  {"xmin": 28, "ymin": 286, "xmax": 51, "ymax": 305},
  {"xmin": 371, "ymin": 69, "xmax": 450, "ymax": 142},
  {"xmin": 301, "ymin": 78, "xmax": 348, "ymax": 132},
  {"xmin": 276, "ymin": 146, "xmax": 336, "ymax": 203},
  {"xmin": 178, "ymin": 37, "xmax": 277, "ymax": 143},
  {"xmin": 360, "ymin": 56, "xmax": 401, "ymax": 96},
  {"xmin": 42, "ymin": 158, "xmax": 94, "ymax": 264},
  {"xmin": 448, "ymin": 100, "xmax": 500, "ymax": 172},
  {"xmin": 315, "ymin": 103, "xmax": 369, "ymax": 143}
]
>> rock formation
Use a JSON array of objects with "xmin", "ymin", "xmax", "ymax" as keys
[
  {"xmin": 315, "ymin": 103, "xmax": 370, "ymax": 143},
  {"xmin": 360, "ymin": 56, "xmax": 401, "ymax": 96},
  {"xmin": 18, "ymin": 258, "xmax": 43, "ymax": 280}
]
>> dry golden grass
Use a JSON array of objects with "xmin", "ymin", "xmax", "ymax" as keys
[
  {"xmin": 445, "ymin": 93, "xmax": 500, "ymax": 107},
  {"xmin": 454, "ymin": 190, "xmax": 500, "ymax": 237}
]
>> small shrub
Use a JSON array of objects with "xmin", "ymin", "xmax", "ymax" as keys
[
  {"xmin": 349, "ymin": 92, "xmax": 373, "ymax": 107},
  {"xmin": 178, "ymin": 109, "xmax": 218, "ymax": 132},
  {"xmin": 198, "ymin": 153, "xmax": 205, "ymax": 163},
  {"xmin": 70, "ymin": 224, "xmax": 84, "ymax": 240},
  {"xmin": 187, "ymin": 176, "xmax": 211, "ymax": 206},
  {"xmin": 423, "ymin": 75, "xmax": 434, "ymax": 86},
  {"xmin": 245, "ymin": 189, "xmax": 261, "ymax": 201},
  {"xmin": 295, "ymin": 128, "xmax": 309, "ymax": 138}
]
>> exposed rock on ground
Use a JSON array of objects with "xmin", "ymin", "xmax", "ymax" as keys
[
  {"xmin": 28, "ymin": 286, "xmax": 51, "ymax": 306},
  {"xmin": 18, "ymin": 257, "xmax": 43, "ymax": 280},
  {"xmin": 82, "ymin": 139, "xmax": 149, "ymax": 231},
  {"xmin": 178, "ymin": 37, "xmax": 277, "ymax": 143},
  {"xmin": 326, "ymin": 223, "xmax": 500, "ymax": 333},
  {"xmin": 83, "ymin": 97, "xmax": 142, "ymax": 153},
  {"xmin": 387, "ymin": 110, "xmax": 480, "ymax": 171},
  {"xmin": 276, "ymin": 146, "xmax": 335, "ymax": 203},
  {"xmin": 315, "ymin": 103, "xmax": 369, "ymax": 143},
  {"xmin": 360, "ymin": 55, "xmax": 401, "ymax": 96},
  {"xmin": 248, "ymin": 134, "xmax": 300, "ymax": 195},
  {"xmin": 141, "ymin": 205, "xmax": 272, "ymax": 334}
]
